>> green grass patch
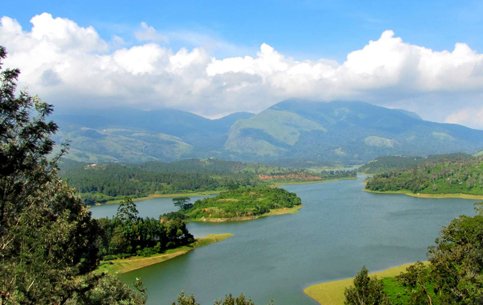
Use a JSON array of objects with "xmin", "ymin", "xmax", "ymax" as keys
[
  {"xmin": 382, "ymin": 277, "xmax": 411, "ymax": 305},
  {"xmin": 304, "ymin": 263, "xmax": 422, "ymax": 305}
]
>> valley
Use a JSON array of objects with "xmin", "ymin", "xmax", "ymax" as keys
[
  {"xmin": 3, "ymin": 5, "xmax": 483, "ymax": 304},
  {"xmin": 90, "ymin": 178, "xmax": 479, "ymax": 305}
]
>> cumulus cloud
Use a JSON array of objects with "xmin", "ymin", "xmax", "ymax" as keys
[{"xmin": 1, "ymin": 13, "xmax": 483, "ymax": 129}]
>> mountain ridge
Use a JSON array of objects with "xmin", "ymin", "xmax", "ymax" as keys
[{"xmin": 53, "ymin": 100, "xmax": 483, "ymax": 165}]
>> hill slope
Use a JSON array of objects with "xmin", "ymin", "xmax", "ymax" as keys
[
  {"xmin": 365, "ymin": 155, "xmax": 483, "ymax": 196},
  {"xmin": 225, "ymin": 100, "xmax": 483, "ymax": 164},
  {"xmin": 53, "ymin": 101, "xmax": 483, "ymax": 164}
]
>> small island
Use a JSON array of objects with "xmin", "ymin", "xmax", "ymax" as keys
[{"xmin": 177, "ymin": 186, "xmax": 302, "ymax": 222}]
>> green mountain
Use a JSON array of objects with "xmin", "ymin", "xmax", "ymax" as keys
[
  {"xmin": 225, "ymin": 100, "xmax": 483, "ymax": 164},
  {"xmin": 53, "ymin": 108, "xmax": 254, "ymax": 162},
  {"xmin": 53, "ymin": 101, "xmax": 483, "ymax": 164}
]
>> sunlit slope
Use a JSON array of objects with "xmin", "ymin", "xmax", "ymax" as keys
[
  {"xmin": 54, "ymin": 101, "xmax": 483, "ymax": 164},
  {"xmin": 224, "ymin": 100, "xmax": 483, "ymax": 164}
]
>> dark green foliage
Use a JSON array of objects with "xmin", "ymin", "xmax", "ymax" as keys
[
  {"xmin": 396, "ymin": 262, "xmax": 437, "ymax": 305},
  {"xmin": 365, "ymin": 155, "xmax": 483, "ymax": 195},
  {"xmin": 0, "ymin": 46, "xmax": 144, "ymax": 304},
  {"xmin": 59, "ymin": 159, "xmax": 354, "ymax": 204},
  {"xmin": 66, "ymin": 274, "xmax": 146, "ymax": 305},
  {"xmin": 98, "ymin": 199, "xmax": 194, "ymax": 258},
  {"xmin": 344, "ymin": 266, "xmax": 390, "ymax": 305},
  {"xmin": 359, "ymin": 154, "xmax": 471, "ymax": 174},
  {"xmin": 173, "ymin": 197, "xmax": 193, "ymax": 211},
  {"xmin": 59, "ymin": 159, "xmax": 259, "ymax": 203},
  {"xmin": 214, "ymin": 294, "xmax": 256, "ymax": 305},
  {"xmin": 172, "ymin": 292, "xmax": 200, "ymax": 305},
  {"xmin": 320, "ymin": 169, "xmax": 357, "ymax": 179},
  {"xmin": 428, "ymin": 214, "xmax": 483, "ymax": 304},
  {"xmin": 171, "ymin": 293, "xmax": 256, "ymax": 305},
  {"xmin": 184, "ymin": 186, "xmax": 302, "ymax": 220}
]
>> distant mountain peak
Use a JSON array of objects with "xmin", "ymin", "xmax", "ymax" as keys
[{"xmin": 55, "ymin": 101, "xmax": 483, "ymax": 165}]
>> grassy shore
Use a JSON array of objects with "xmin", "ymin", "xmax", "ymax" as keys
[
  {"xmin": 96, "ymin": 233, "xmax": 233, "ymax": 274},
  {"xmin": 365, "ymin": 189, "xmax": 483, "ymax": 200},
  {"xmin": 304, "ymin": 262, "xmax": 424, "ymax": 305},
  {"xmin": 188, "ymin": 205, "xmax": 302, "ymax": 223}
]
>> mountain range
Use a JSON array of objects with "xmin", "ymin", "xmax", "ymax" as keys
[{"xmin": 53, "ymin": 100, "xmax": 483, "ymax": 165}]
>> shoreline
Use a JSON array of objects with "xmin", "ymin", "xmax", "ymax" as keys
[
  {"xmin": 304, "ymin": 262, "xmax": 424, "ymax": 305},
  {"xmin": 100, "ymin": 190, "xmax": 220, "ymax": 205},
  {"xmin": 365, "ymin": 189, "xmax": 483, "ymax": 200},
  {"xmin": 188, "ymin": 205, "xmax": 302, "ymax": 223},
  {"xmin": 96, "ymin": 233, "xmax": 233, "ymax": 274},
  {"xmin": 92, "ymin": 178, "xmax": 357, "ymax": 206},
  {"xmin": 272, "ymin": 176, "xmax": 357, "ymax": 187}
]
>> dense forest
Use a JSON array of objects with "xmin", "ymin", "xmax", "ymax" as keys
[
  {"xmin": 359, "ymin": 153, "xmax": 473, "ymax": 174},
  {"xmin": 0, "ymin": 47, "xmax": 146, "ymax": 304},
  {"xmin": 59, "ymin": 159, "xmax": 259, "ymax": 203},
  {"xmin": 60, "ymin": 159, "xmax": 355, "ymax": 204},
  {"xmin": 97, "ymin": 199, "xmax": 194, "ymax": 259},
  {"xmin": 365, "ymin": 155, "xmax": 483, "ymax": 195},
  {"xmin": 173, "ymin": 186, "xmax": 302, "ymax": 221}
]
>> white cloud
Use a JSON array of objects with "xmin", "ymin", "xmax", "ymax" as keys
[
  {"xmin": 1, "ymin": 14, "xmax": 483, "ymax": 129},
  {"xmin": 135, "ymin": 22, "xmax": 168, "ymax": 43}
]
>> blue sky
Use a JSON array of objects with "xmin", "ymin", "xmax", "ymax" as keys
[
  {"xmin": 4, "ymin": 0, "xmax": 483, "ymax": 59},
  {"xmin": 1, "ymin": 1, "xmax": 483, "ymax": 128}
]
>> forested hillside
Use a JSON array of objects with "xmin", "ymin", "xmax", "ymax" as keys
[
  {"xmin": 60, "ymin": 159, "xmax": 355, "ymax": 204},
  {"xmin": 359, "ymin": 153, "xmax": 473, "ymax": 174},
  {"xmin": 365, "ymin": 155, "xmax": 483, "ymax": 195},
  {"xmin": 60, "ymin": 159, "xmax": 259, "ymax": 203}
]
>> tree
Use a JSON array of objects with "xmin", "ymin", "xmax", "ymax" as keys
[
  {"xmin": 0, "ymin": 46, "xmax": 144, "ymax": 304},
  {"xmin": 173, "ymin": 196, "xmax": 193, "ymax": 211},
  {"xmin": 214, "ymin": 294, "xmax": 256, "ymax": 305},
  {"xmin": 116, "ymin": 198, "xmax": 140, "ymax": 223},
  {"xmin": 344, "ymin": 266, "xmax": 390, "ymax": 305},
  {"xmin": 428, "ymin": 214, "xmax": 483, "ymax": 305},
  {"xmin": 397, "ymin": 262, "xmax": 435, "ymax": 305},
  {"xmin": 172, "ymin": 293, "xmax": 256, "ymax": 305},
  {"xmin": 172, "ymin": 292, "xmax": 200, "ymax": 305}
]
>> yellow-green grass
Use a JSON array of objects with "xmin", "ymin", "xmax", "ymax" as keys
[
  {"xmin": 365, "ymin": 189, "xmax": 483, "ymax": 200},
  {"xmin": 96, "ymin": 233, "xmax": 233, "ymax": 275},
  {"xmin": 188, "ymin": 205, "xmax": 302, "ymax": 223},
  {"xmin": 304, "ymin": 262, "xmax": 427, "ymax": 305}
]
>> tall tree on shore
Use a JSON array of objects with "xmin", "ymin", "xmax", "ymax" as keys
[
  {"xmin": 344, "ymin": 266, "xmax": 390, "ymax": 305},
  {"xmin": 0, "ymin": 46, "xmax": 145, "ymax": 304}
]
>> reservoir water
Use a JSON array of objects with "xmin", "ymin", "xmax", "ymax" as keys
[{"xmin": 90, "ymin": 177, "xmax": 477, "ymax": 305}]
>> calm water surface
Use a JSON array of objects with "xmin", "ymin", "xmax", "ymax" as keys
[{"xmin": 90, "ymin": 178, "xmax": 477, "ymax": 305}]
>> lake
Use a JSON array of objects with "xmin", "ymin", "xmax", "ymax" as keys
[{"xmin": 90, "ymin": 177, "xmax": 477, "ymax": 305}]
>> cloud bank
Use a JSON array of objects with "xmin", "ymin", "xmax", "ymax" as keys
[{"xmin": 1, "ymin": 13, "xmax": 483, "ymax": 128}]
